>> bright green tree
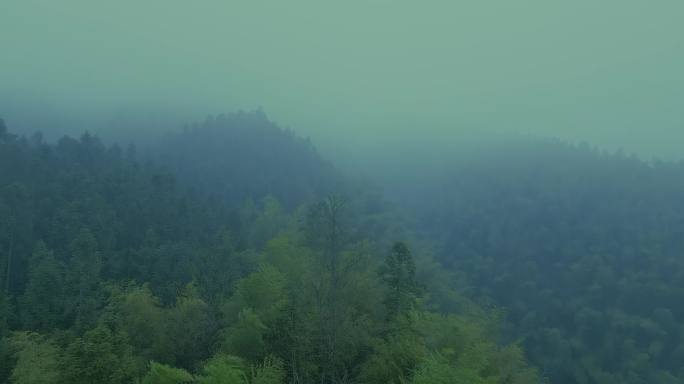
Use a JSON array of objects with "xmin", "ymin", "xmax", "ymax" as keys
[
  {"xmin": 166, "ymin": 283, "xmax": 216, "ymax": 368},
  {"xmin": 8, "ymin": 332, "xmax": 60, "ymax": 384},
  {"xmin": 197, "ymin": 354, "xmax": 247, "ymax": 384},
  {"xmin": 380, "ymin": 242, "xmax": 421, "ymax": 321},
  {"xmin": 59, "ymin": 324, "xmax": 140, "ymax": 384},
  {"xmin": 141, "ymin": 361, "xmax": 194, "ymax": 384},
  {"xmin": 115, "ymin": 284, "xmax": 169, "ymax": 363},
  {"xmin": 249, "ymin": 356, "xmax": 285, "ymax": 384}
]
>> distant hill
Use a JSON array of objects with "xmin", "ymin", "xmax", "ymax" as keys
[
  {"xmin": 409, "ymin": 139, "xmax": 684, "ymax": 383},
  {"xmin": 155, "ymin": 110, "xmax": 342, "ymax": 209}
]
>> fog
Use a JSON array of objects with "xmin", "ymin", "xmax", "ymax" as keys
[
  {"xmin": 5, "ymin": 3, "xmax": 684, "ymax": 383},
  {"xmin": 2, "ymin": 0, "xmax": 683, "ymax": 165}
]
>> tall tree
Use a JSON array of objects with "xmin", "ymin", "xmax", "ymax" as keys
[
  {"xmin": 0, "ymin": 183, "xmax": 32, "ymax": 294},
  {"xmin": 20, "ymin": 242, "xmax": 65, "ymax": 331},
  {"xmin": 306, "ymin": 196, "xmax": 347, "ymax": 383},
  {"xmin": 380, "ymin": 242, "xmax": 421, "ymax": 321},
  {"xmin": 66, "ymin": 229, "xmax": 102, "ymax": 329},
  {"xmin": 59, "ymin": 324, "xmax": 140, "ymax": 384},
  {"xmin": 8, "ymin": 331, "xmax": 60, "ymax": 384}
]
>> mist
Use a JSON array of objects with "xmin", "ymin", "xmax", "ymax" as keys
[
  {"xmin": 2, "ymin": 0, "xmax": 683, "ymax": 165},
  {"xmin": 4, "ymin": 2, "xmax": 684, "ymax": 383}
]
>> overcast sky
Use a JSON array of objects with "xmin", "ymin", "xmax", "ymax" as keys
[{"xmin": 1, "ymin": 0, "xmax": 683, "ymax": 160}]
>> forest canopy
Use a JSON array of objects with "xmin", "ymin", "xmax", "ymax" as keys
[
  {"xmin": 2, "ymin": 1, "xmax": 683, "ymax": 382},
  {"xmin": 2, "ymin": 109, "xmax": 684, "ymax": 383},
  {"xmin": 0, "ymin": 116, "xmax": 541, "ymax": 383}
]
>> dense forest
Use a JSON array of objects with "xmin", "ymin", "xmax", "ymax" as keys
[
  {"xmin": 2, "ymin": 111, "xmax": 684, "ymax": 383},
  {"xmin": 0, "ymin": 115, "xmax": 541, "ymax": 383},
  {"xmin": 3, "ymin": 0, "xmax": 682, "ymax": 382},
  {"xmin": 407, "ymin": 140, "xmax": 684, "ymax": 383},
  {"xmin": 155, "ymin": 111, "xmax": 343, "ymax": 209}
]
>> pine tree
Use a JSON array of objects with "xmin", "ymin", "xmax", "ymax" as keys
[{"xmin": 380, "ymin": 242, "xmax": 421, "ymax": 320}]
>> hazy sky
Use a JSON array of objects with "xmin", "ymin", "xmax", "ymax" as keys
[{"xmin": 1, "ymin": 0, "xmax": 683, "ymax": 160}]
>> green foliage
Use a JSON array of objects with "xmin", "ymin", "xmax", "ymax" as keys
[
  {"xmin": 165, "ymin": 283, "xmax": 216, "ymax": 368},
  {"xmin": 413, "ymin": 142, "xmax": 684, "ymax": 382},
  {"xmin": 157, "ymin": 112, "xmax": 340, "ymax": 210},
  {"xmin": 195, "ymin": 355, "xmax": 285, "ymax": 384},
  {"xmin": 65, "ymin": 229, "xmax": 103, "ymax": 330},
  {"xmin": 0, "ymin": 123, "xmax": 543, "ymax": 384},
  {"xmin": 8, "ymin": 332, "xmax": 60, "ymax": 384},
  {"xmin": 0, "ymin": 290, "xmax": 13, "ymax": 337},
  {"xmin": 194, "ymin": 230, "xmax": 247, "ymax": 303},
  {"xmin": 410, "ymin": 355, "xmax": 482, "ymax": 384},
  {"xmin": 141, "ymin": 361, "xmax": 194, "ymax": 384},
  {"xmin": 361, "ymin": 332, "xmax": 426, "ymax": 384},
  {"xmin": 222, "ymin": 308, "xmax": 268, "ymax": 362},
  {"xmin": 0, "ymin": 337, "xmax": 14, "ymax": 383},
  {"xmin": 59, "ymin": 324, "xmax": 140, "ymax": 384},
  {"xmin": 222, "ymin": 264, "xmax": 288, "ymax": 325},
  {"xmin": 219, "ymin": 264, "xmax": 289, "ymax": 363},
  {"xmin": 380, "ymin": 242, "xmax": 421, "ymax": 320},
  {"xmin": 115, "ymin": 284, "xmax": 170, "ymax": 363},
  {"xmin": 408, "ymin": 345, "xmax": 539, "ymax": 384},
  {"xmin": 249, "ymin": 196, "xmax": 288, "ymax": 248},
  {"xmin": 248, "ymin": 356, "xmax": 286, "ymax": 384},
  {"xmin": 20, "ymin": 242, "xmax": 65, "ymax": 331},
  {"xmin": 197, "ymin": 354, "xmax": 247, "ymax": 384}
]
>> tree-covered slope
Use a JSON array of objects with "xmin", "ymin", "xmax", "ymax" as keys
[
  {"xmin": 0, "ymin": 119, "xmax": 541, "ymax": 383},
  {"xmin": 155, "ymin": 110, "xmax": 342, "ymax": 209},
  {"xmin": 412, "ymin": 140, "xmax": 684, "ymax": 383}
]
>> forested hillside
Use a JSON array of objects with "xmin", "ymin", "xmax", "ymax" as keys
[
  {"xmin": 5, "ymin": 112, "xmax": 684, "ymax": 384},
  {"xmin": 155, "ymin": 111, "xmax": 342, "ymax": 209},
  {"xmin": 0, "ymin": 118, "xmax": 540, "ymax": 383},
  {"xmin": 410, "ymin": 140, "xmax": 684, "ymax": 383}
]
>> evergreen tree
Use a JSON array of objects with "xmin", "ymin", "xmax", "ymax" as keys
[
  {"xmin": 20, "ymin": 242, "xmax": 65, "ymax": 331},
  {"xmin": 380, "ymin": 242, "xmax": 421, "ymax": 321},
  {"xmin": 66, "ymin": 229, "xmax": 102, "ymax": 329}
]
